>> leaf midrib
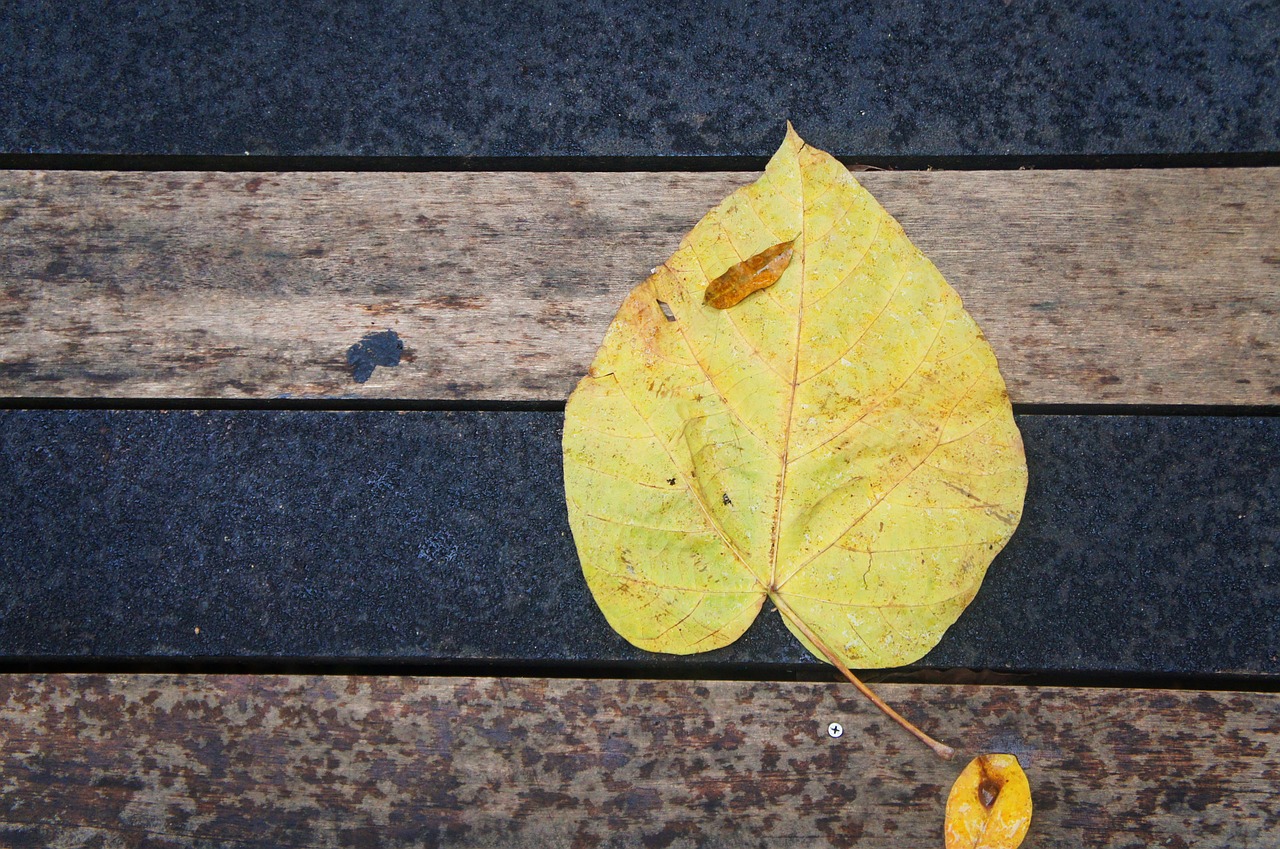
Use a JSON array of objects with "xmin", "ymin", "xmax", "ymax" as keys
[{"xmin": 765, "ymin": 138, "xmax": 809, "ymax": 593}]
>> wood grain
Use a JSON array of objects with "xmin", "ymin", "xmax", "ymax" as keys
[
  {"xmin": 0, "ymin": 674, "xmax": 1275, "ymax": 848},
  {"xmin": 1, "ymin": 169, "xmax": 1276, "ymax": 404}
]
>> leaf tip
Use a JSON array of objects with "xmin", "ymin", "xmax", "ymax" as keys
[{"xmin": 783, "ymin": 120, "xmax": 805, "ymax": 150}]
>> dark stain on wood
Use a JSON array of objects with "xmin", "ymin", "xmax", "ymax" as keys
[
  {"xmin": 346, "ymin": 330, "xmax": 403, "ymax": 384},
  {"xmin": 361, "ymin": 302, "xmax": 407, "ymax": 317},
  {"xmin": 421, "ymin": 294, "xmax": 489, "ymax": 311},
  {"xmin": 40, "ymin": 258, "xmax": 70, "ymax": 279}
]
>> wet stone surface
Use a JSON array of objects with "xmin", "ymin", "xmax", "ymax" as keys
[
  {"xmin": 4, "ymin": 2, "xmax": 1277, "ymax": 158},
  {"xmin": 0, "ymin": 409, "xmax": 1276, "ymax": 677}
]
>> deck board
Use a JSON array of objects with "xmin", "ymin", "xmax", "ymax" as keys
[
  {"xmin": 0, "ymin": 674, "xmax": 1275, "ymax": 847},
  {"xmin": 2, "ymin": 168, "xmax": 1277, "ymax": 404}
]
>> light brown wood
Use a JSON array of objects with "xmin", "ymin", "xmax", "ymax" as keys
[
  {"xmin": 0, "ymin": 674, "xmax": 1275, "ymax": 847},
  {"xmin": 1, "ymin": 168, "xmax": 1277, "ymax": 403}
]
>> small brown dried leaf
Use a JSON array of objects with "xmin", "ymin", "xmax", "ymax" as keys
[
  {"xmin": 702, "ymin": 239, "xmax": 795, "ymax": 308},
  {"xmin": 944, "ymin": 754, "xmax": 1032, "ymax": 849}
]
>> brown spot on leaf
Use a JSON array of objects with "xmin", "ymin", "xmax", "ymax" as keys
[{"xmin": 703, "ymin": 239, "xmax": 795, "ymax": 309}]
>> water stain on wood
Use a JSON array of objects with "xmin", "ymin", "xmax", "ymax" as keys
[{"xmin": 346, "ymin": 330, "xmax": 404, "ymax": 384}]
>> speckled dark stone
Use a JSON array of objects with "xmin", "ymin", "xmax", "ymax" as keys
[
  {"xmin": 0, "ymin": 410, "xmax": 1275, "ymax": 676},
  {"xmin": 3, "ymin": 1, "xmax": 1277, "ymax": 158}
]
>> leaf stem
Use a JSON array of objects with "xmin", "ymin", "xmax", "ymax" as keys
[{"xmin": 770, "ymin": 593, "xmax": 956, "ymax": 760}]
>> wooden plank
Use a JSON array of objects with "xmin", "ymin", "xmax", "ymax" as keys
[
  {"xmin": 1, "ymin": 168, "xmax": 1276, "ymax": 404},
  {"xmin": 0, "ymin": 674, "xmax": 1274, "ymax": 847}
]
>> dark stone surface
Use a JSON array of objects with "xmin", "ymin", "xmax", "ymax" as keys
[
  {"xmin": 3, "ymin": 1, "xmax": 1278, "ymax": 158},
  {"xmin": 1, "ymin": 410, "xmax": 1276, "ymax": 677}
]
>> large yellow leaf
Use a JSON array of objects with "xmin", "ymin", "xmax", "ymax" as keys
[{"xmin": 563, "ymin": 126, "xmax": 1026, "ymax": 749}]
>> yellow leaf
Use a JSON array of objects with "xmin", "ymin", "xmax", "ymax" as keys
[
  {"xmin": 563, "ymin": 125, "xmax": 1027, "ymax": 753},
  {"xmin": 945, "ymin": 754, "xmax": 1033, "ymax": 849}
]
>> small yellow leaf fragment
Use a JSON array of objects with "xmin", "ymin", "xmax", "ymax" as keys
[
  {"xmin": 703, "ymin": 239, "xmax": 795, "ymax": 308},
  {"xmin": 945, "ymin": 754, "xmax": 1032, "ymax": 849}
]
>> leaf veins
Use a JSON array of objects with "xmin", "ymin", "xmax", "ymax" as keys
[{"xmin": 563, "ymin": 124, "xmax": 1027, "ymax": 757}]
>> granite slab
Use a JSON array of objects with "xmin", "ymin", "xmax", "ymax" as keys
[
  {"xmin": 1, "ymin": 409, "xmax": 1275, "ymax": 677},
  {"xmin": 3, "ymin": 1, "xmax": 1278, "ymax": 159}
]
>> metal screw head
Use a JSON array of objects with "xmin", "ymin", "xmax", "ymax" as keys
[{"xmin": 827, "ymin": 722, "xmax": 844, "ymax": 738}]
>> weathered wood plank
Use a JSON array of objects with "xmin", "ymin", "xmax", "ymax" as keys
[
  {"xmin": 1, "ymin": 169, "xmax": 1276, "ymax": 404},
  {"xmin": 0, "ymin": 674, "xmax": 1274, "ymax": 847}
]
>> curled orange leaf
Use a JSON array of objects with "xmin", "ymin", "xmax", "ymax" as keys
[
  {"xmin": 945, "ymin": 754, "xmax": 1032, "ymax": 849},
  {"xmin": 703, "ymin": 238, "xmax": 796, "ymax": 308}
]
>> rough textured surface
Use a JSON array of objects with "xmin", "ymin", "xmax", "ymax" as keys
[
  {"xmin": 3, "ymin": 168, "xmax": 1278, "ymax": 404},
  {"xmin": 0, "ymin": 674, "xmax": 1276, "ymax": 847},
  {"xmin": 3, "ymin": 1, "xmax": 1278, "ymax": 158},
  {"xmin": 1, "ymin": 410, "xmax": 1276, "ymax": 677}
]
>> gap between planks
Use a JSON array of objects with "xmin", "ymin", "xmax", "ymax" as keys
[
  {"xmin": 0, "ymin": 168, "xmax": 1276, "ymax": 405},
  {"xmin": 0, "ymin": 674, "xmax": 1274, "ymax": 847}
]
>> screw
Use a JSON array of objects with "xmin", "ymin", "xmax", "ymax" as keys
[{"xmin": 827, "ymin": 722, "xmax": 843, "ymax": 739}]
